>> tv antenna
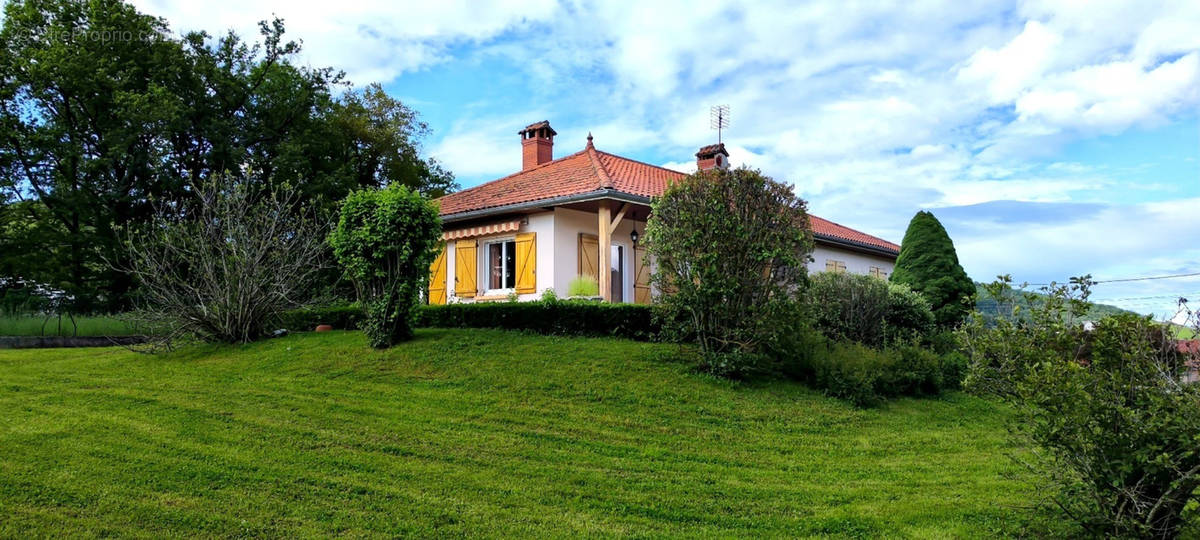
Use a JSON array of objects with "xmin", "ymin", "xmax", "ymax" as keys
[{"xmin": 710, "ymin": 105, "xmax": 730, "ymax": 144}]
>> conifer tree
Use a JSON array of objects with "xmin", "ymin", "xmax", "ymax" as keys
[{"xmin": 890, "ymin": 211, "xmax": 975, "ymax": 327}]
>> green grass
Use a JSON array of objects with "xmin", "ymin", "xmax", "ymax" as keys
[
  {"xmin": 0, "ymin": 314, "xmax": 137, "ymax": 337},
  {"xmin": 0, "ymin": 329, "xmax": 1046, "ymax": 537},
  {"xmin": 1170, "ymin": 323, "xmax": 1197, "ymax": 339}
]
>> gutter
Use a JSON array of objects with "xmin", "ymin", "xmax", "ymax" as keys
[{"xmin": 813, "ymin": 233, "xmax": 900, "ymax": 259}]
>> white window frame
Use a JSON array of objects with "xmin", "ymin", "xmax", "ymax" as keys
[{"xmin": 482, "ymin": 237, "xmax": 517, "ymax": 295}]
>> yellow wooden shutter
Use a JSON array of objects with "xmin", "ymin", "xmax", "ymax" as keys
[
  {"xmin": 578, "ymin": 233, "xmax": 599, "ymax": 279},
  {"xmin": 515, "ymin": 232, "xmax": 536, "ymax": 294},
  {"xmin": 633, "ymin": 246, "xmax": 651, "ymax": 304},
  {"xmin": 454, "ymin": 241, "xmax": 477, "ymax": 298},
  {"xmin": 428, "ymin": 243, "xmax": 447, "ymax": 305}
]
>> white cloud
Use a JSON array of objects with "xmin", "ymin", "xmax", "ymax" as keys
[
  {"xmin": 130, "ymin": 0, "xmax": 556, "ymax": 82},
  {"xmin": 126, "ymin": 0, "xmax": 1200, "ymax": 316}
]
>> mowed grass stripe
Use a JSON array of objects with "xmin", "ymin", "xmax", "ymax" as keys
[{"xmin": 1, "ymin": 329, "xmax": 1037, "ymax": 537}]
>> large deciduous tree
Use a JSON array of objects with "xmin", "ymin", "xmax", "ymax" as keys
[
  {"xmin": 0, "ymin": 0, "xmax": 455, "ymax": 312},
  {"xmin": 646, "ymin": 167, "xmax": 814, "ymax": 374},
  {"xmin": 889, "ymin": 211, "xmax": 975, "ymax": 328}
]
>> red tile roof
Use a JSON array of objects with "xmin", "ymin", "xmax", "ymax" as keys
[
  {"xmin": 436, "ymin": 139, "xmax": 899, "ymax": 255},
  {"xmin": 810, "ymin": 215, "xmax": 901, "ymax": 253}
]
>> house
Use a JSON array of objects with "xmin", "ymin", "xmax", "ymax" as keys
[
  {"xmin": 428, "ymin": 120, "xmax": 900, "ymax": 304},
  {"xmin": 1179, "ymin": 339, "xmax": 1199, "ymax": 384}
]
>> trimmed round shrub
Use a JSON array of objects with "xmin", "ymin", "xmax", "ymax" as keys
[{"xmin": 329, "ymin": 184, "xmax": 441, "ymax": 348}]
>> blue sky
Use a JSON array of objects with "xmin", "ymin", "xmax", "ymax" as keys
[{"xmin": 135, "ymin": 0, "xmax": 1200, "ymax": 320}]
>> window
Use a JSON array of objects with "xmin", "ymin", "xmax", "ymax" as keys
[
  {"xmin": 825, "ymin": 259, "xmax": 846, "ymax": 273},
  {"xmin": 486, "ymin": 239, "xmax": 516, "ymax": 291},
  {"xmin": 869, "ymin": 266, "xmax": 885, "ymax": 278}
]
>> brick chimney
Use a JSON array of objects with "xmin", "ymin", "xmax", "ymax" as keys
[
  {"xmin": 519, "ymin": 120, "xmax": 556, "ymax": 171},
  {"xmin": 696, "ymin": 143, "xmax": 730, "ymax": 171}
]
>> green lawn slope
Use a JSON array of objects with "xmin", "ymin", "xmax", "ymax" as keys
[{"xmin": 0, "ymin": 329, "xmax": 1044, "ymax": 537}]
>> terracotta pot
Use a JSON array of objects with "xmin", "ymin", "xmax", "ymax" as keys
[{"xmin": 315, "ymin": 324, "xmax": 333, "ymax": 332}]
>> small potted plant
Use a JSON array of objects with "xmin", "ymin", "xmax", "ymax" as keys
[{"xmin": 566, "ymin": 275, "xmax": 601, "ymax": 301}]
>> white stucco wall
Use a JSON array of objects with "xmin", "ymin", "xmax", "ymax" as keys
[
  {"xmin": 552, "ymin": 207, "xmax": 645, "ymax": 303},
  {"xmin": 442, "ymin": 211, "xmax": 555, "ymax": 303},
  {"xmin": 808, "ymin": 244, "xmax": 896, "ymax": 277}
]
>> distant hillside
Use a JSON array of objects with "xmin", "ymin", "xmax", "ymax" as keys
[{"xmin": 973, "ymin": 283, "xmax": 1136, "ymax": 323}]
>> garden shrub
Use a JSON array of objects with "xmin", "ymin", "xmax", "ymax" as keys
[
  {"xmin": 329, "ymin": 184, "xmax": 440, "ymax": 348},
  {"xmin": 416, "ymin": 301, "xmax": 656, "ymax": 340},
  {"xmin": 775, "ymin": 328, "xmax": 954, "ymax": 407},
  {"xmin": 804, "ymin": 271, "xmax": 934, "ymax": 348},
  {"xmin": 121, "ymin": 176, "xmax": 327, "ymax": 345},
  {"xmin": 646, "ymin": 166, "xmax": 813, "ymax": 375},
  {"xmin": 962, "ymin": 275, "xmax": 1200, "ymax": 537}
]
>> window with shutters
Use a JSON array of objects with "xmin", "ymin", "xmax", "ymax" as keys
[
  {"xmin": 825, "ymin": 259, "xmax": 847, "ymax": 273},
  {"xmin": 869, "ymin": 266, "xmax": 885, "ymax": 278},
  {"xmin": 485, "ymin": 239, "xmax": 516, "ymax": 292}
]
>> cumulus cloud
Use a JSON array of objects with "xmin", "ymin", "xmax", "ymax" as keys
[{"xmin": 128, "ymin": 0, "xmax": 1200, "ymax": 316}]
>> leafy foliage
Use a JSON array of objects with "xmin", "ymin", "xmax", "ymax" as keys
[
  {"xmin": 645, "ymin": 167, "xmax": 814, "ymax": 373},
  {"xmin": 890, "ymin": 211, "xmax": 975, "ymax": 328},
  {"xmin": 0, "ymin": 1, "xmax": 453, "ymax": 311},
  {"xmin": 961, "ymin": 275, "xmax": 1200, "ymax": 537},
  {"xmin": 278, "ymin": 303, "xmax": 365, "ymax": 332},
  {"xmin": 804, "ymin": 271, "xmax": 935, "ymax": 348},
  {"xmin": 329, "ymin": 185, "xmax": 440, "ymax": 348},
  {"xmin": 415, "ymin": 301, "xmax": 656, "ymax": 341},
  {"xmin": 122, "ymin": 177, "xmax": 327, "ymax": 345},
  {"xmin": 776, "ymin": 324, "xmax": 960, "ymax": 407}
]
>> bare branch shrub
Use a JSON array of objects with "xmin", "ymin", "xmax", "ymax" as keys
[{"xmin": 120, "ymin": 177, "xmax": 327, "ymax": 346}]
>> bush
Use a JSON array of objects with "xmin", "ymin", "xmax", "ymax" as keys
[
  {"xmin": 775, "ymin": 326, "xmax": 953, "ymax": 407},
  {"xmin": 962, "ymin": 276, "xmax": 1200, "ymax": 537},
  {"xmin": 279, "ymin": 304, "xmax": 364, "ymax": 331},
  {"xmin": 329, "ymin": 184, "xmax": 441, "ymax": 348},
  {"xmin": 416, "ymin": 301, "xmax": 656, "ymax": 340},
  {"xmin": 804, "ymin": 272, "xmax": 934, "ymax": 348},
  {"xmin": 646, "ymin": 167, "xmax": 814, "ymax": 374},
  {"xmin": 121, "ymin": 177, "xmax": 327, "ymax": 345}
]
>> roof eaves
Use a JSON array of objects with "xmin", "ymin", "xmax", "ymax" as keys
[
  {"xmin": 814, "ymin": 233, "xmax": 900, "ymax": 258},
  {"xmin": 440, "ymin": 189, "xmax": 651, "ymax": 223}
]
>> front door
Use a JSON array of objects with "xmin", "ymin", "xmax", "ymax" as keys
[{"xmin": 610, "ymin": 245, "xmax": 624, "ymax": 302}]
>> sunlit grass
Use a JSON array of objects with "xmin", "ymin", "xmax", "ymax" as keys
[{"xmin": 0, "ymin": 329, "xmax": 1052, "ymax": 536}]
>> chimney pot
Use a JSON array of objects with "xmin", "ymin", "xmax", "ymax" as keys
[
  {"xmin": 695, "ymin": 143, "xmax": 730, "ymax": 172},
  {"xmin": 519, "ymin": 120, "xmax": 556, "ymax": 171}
]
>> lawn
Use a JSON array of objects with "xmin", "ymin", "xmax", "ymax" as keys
[
  {"xmin": 0, "ymin": 329, "xmax": 1046, "ymax": 537},
  {"xmin": 0, "ymin": 314, "xmax": 137, "ymax": 337}
]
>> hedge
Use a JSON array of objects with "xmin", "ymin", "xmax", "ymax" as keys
[
  {"xmin": 280, "ymin": 301, "xmax": 658, "ymax": 341},
  {"xmin": 278, "ymin": 304, "xmax": 365, "ymax": 332},
  {"xmin": 415, "ymin": 301, "xmax": 657, "ymax": 340}
]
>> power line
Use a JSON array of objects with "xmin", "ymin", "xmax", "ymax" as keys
[{"xmin": 1021, "ymin": 272, "xmax": 1200, "ymax": 287}]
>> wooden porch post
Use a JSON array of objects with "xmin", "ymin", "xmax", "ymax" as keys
[{"xmin": 598, "ymin": 200, "xmax": 611, "ymax": 301}]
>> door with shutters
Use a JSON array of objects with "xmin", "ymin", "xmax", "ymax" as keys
[
  {"xmin": 633, "ymin": 245, "xmax": 650, "ymax": 304},
  {"xmin": 514, "ymin": 232, "xmax": 537, "ymax": 294},
  {"xmin": 454, "ymin": 241, "xmax": 477, "ymax": 298},
  {"xmin": 578, "ymin": 233, "xmax": 599, "ymax": 279},
  {"xmin": 428, "ymin": 244, "xmax": 447, "ymax": 305}
]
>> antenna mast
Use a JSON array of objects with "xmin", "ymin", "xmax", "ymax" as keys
[{"xmin": 710, "ymin": 105, "xmax": 730, "ymax": 144}]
